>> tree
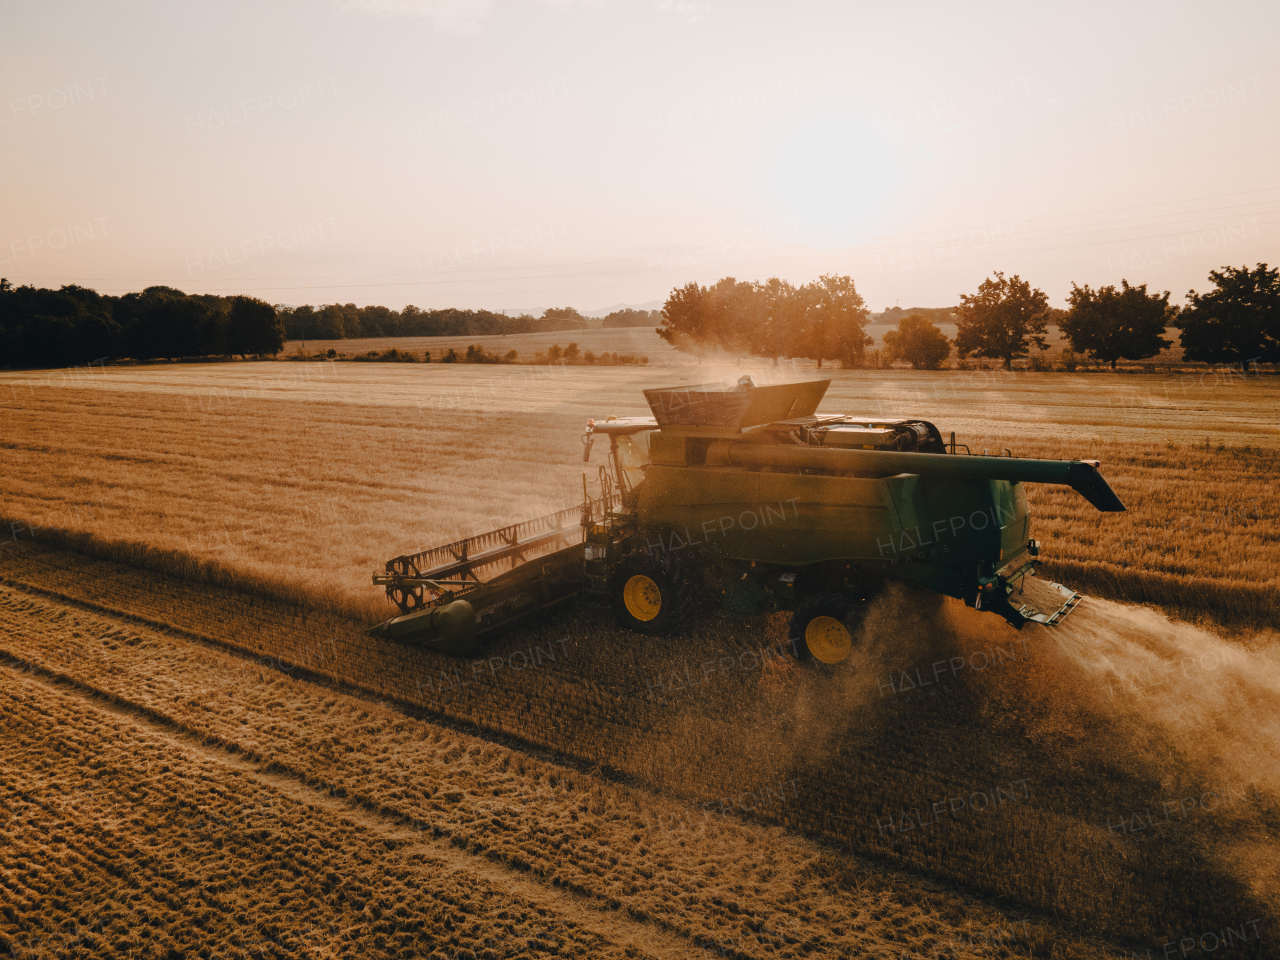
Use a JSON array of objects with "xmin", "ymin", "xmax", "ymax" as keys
[
  {"xmin": 703, "ymin": 277, "xmax": 759, "ymax": 354},
  {"xmin": 1060, "ymin": 280, "xmax": 1172, "ymax": 370},
  {"xmin": 117, "ymin": 286, "xmax": 216, "ymax": 360},
  {"xmin": 799, "ymin": 273, "xmax": 871, "ymax": 367},
  {"xmin": 315, "ymin": 304, "xmax": 347, "ymax": 339},
  {"xmin": 658, "ymin": 274, "xmax": 871, "ymax": 363},
  {"xmin": 954, "ymin": 271, "xmax": 1049, "ymax": 369},
  {"xmin": 1180, "ymin": 263, "xmax": 1280, "ymax": 366},
  {"xmin": 658, "ymin": 278, "xmax": 773, "ymax": 357},
  {"xmin": 539, "ymin": 307, "xmax": 587, "ymax": 331},
  {"xmin": 602, "ymin": 308, "xmax": 662, "ymax": 328},
  {"xmin": 2, "ymin": 283, "xmax": 120, "ymax": 368},
  {"xmin": 754, "ymin": 277, "xmax": 801, "ymax": 364},
  {"xmin": 359, "ymin": 304, "xmax": 399, "ymax": 337},
  {"xmin": 227, "ymin": 296, "xmax": 285, "ymax": 357},
  {"xmin": 657, "ymin": 281, "xmax": 708, "ymax": 350},
  {"xmin": 883, "ymin": 314, "xmax": 951, "ymax": 369},
  {"xmin": 278, "ymin": 304, "xmax": 317, "ymax": 340}
]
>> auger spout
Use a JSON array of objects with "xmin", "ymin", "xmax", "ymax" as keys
[{"xmin": 705, "ymin": 443, "xmax": 1126, "ymax": 512}]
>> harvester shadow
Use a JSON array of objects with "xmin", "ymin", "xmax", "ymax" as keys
[{"xmin": 478, "ymin": 586, "xmax": 1279, "ymax": 954}]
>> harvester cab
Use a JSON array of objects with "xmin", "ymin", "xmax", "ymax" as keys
[{"xmin": 372, "ymin": 376, "xmax": 1123, "ymax": 666}]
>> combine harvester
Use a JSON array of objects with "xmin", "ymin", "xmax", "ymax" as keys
[{"xmin": 372, "ymin": 376, "xmax": 1124, "ymax": 664}]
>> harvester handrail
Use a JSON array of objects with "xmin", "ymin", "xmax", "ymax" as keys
[{"xmin": 415, "ymin": 524, "xmax": 579, "ymax": 582}]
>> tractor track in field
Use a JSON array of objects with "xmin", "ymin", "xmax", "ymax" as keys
[
  {"xmin": 0, "ymin": 543, "xmax": 819, "ymax": 837},
  {"xmin": 0, "ymin": 556, "xmax": 652, "ymax": 794},
  {"xmin": 2, "ymin": 538, "xmax": 1270, "ymax": 958},
  {"xmin": 0, "ymin": 562, "xmax": 769, "ymax": 954},
  {"xmin": 0, "ymin": 563, "xmax": 1104, "ymax": 960},
  {"xmin": 0, "ymin": 653, "xmax": 705, "ymax": 959}
]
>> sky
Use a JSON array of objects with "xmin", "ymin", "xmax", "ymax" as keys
[{"xmin": 2, "ymin": 0, "xmax": 1277, "ymax": 314}]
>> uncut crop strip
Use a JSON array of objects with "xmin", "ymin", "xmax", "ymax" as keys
[
  {"xmin": 0, "ymin": 585, "xmax": 1107, "ymax": 960},
  {"xmin": 3, "ymin": 542, "xmax": 1275, "ymax": 953}
]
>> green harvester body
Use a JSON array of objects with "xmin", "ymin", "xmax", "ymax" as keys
[{"xmin": 371, "ymin": 377, "xmax": 1123, "ymax": 653}]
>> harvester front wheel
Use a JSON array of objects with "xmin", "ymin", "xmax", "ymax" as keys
[
  {"xmin": 789, "ymin": 594, "xmax": 864, "ymax": 666},
  {"xmin": 611, "ymin": 554, "xmax": 689, "ymax": 635}
]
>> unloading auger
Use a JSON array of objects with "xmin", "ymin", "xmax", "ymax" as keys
[{"xmin": 371, "ymin": 376, "xmax": 1123, "ymax": 664}]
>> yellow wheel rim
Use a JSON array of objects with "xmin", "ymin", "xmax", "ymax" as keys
[
  {"xmin": 623, "ymin": 574, "xmax": 663, "ymax": 621},
  {"xmin": 805, "ymin": 615, "xmax": 852, "ymax": 664}
]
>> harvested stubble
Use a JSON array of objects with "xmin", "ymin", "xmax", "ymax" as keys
[
  {"xmin": 0, "ymin": 666, "xmax": 638, "ymax": 959},
  {"xmin": 0, "ymin": 579, "xmax": 1108, "ymax": 960},
  {"xmin": 280, "ymin": 321, "xmax": 1076, "ymax": 366},
  {"xmin": 2, "ymin": 363, "xmax": 1278, "ymax": 953},
  {"xmin": 2, "ymin": 541, "xmax": 1276, "ymax": 956}
]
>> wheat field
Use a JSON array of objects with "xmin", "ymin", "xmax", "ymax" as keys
[
  {"xmin": 1, "ymin": 362, "xmax": 1275, "ymax": 626},
  {"xmin": 282, "ymin": 323, "xmax": 1181, "ymax": 369},
  {"xmin": 2, "ymin": 362, "xmax": 1279, "ymax": 957},
  {"xmin": 284, "ymin": 326, "xmax": 683, "ymax": 364}
]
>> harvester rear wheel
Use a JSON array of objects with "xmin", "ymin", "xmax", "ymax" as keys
[
  {"xmin": 610, "ymin": 553, "xmax": 689, "ymax": 635},
  {"xmin": 789, "ymin": 594, "xmax": 864, "ymax": 666}
]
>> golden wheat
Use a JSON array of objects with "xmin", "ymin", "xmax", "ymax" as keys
[
  {"xmin": 2, "ymin": 362, "xmax": 1278, "ymax": 954},
  {"xmin": 0, "ymin": 364, "xmax": 1274, "ymax": 628}
]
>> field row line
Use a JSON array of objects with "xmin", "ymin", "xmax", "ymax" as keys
[
  {"xmin": 0, "ymin": 560, "xmax": 1149, "ymax": 958},
  {"xmin": 0, "ymin": 568, "xmax": 650, "ymax": 794},
  {"xmin": 0, "ymin": 647, "xmax": 720, "ymax": 960},
  {"xmin": 0, "ymin": 589, "xmax": 866, "ymax": 958}
]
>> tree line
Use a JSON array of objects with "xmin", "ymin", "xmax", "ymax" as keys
[
  {"xmin": 657, "ymin": 263, "xmax": 1279, "ymax": 369},
  {"xmin": 279, "ymin": 303, "xmax": 661, "ymax": 340},
  {"xmin": 6, "ymin": 265, "xmax": 1273, "ymax": 371},
  {"xmin": 283, "ymin": 304, "xmax": 562, "ymax": 340},
  {"xmin": 0, "ymin": 281, "xmax": 657, "ymax": 370},
  {"xmin": 0, "ymin": 281, "xmax": 285, "ymax": 369}
]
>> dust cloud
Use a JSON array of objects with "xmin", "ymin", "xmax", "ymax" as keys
[
  {"xmin": 818, "ymin": 579, "xmax": 1280, "ymax": 808},
  {"xmin": 1050, "ymin": 596, "xmax": 1280, "ymax": 801}
]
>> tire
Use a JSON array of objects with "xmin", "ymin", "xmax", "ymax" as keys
[
  {"xmin": 610, "ymin": 552, "xmax": 690, "ymax": 635},
  {"xmin": 789, "ymin": 594, "xmax": 865, "ymax": 665}
]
